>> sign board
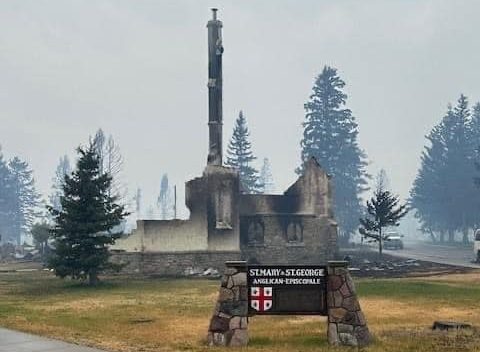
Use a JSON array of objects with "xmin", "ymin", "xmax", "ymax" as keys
[{"xmin": 247, "ymin": 265, "xmax": 327, "ymax": 315}]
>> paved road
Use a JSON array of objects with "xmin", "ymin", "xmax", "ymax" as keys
[
  {"xmin": 384, "ymin": 240, "xmax": 480, "ymax": 269},
  {"xmin": 0, "ymin": 328, "xmax": 106, "ymax": 352}
]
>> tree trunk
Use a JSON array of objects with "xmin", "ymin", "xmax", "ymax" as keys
[
  {"xmin": 462, "ymin": 229, "xmax": 469, "ymax": 245},
  {"xmin": 439, "ymin": 231, "xmax": 445, "ymax": 243},
  {"xmin": 338, "ymin": 232, "xmax": 350, "ymax": 248},
  {"xmin": 378, "ymin": 228, "xmax": 383, "ymax": 259},
  {"xmin": 88, "ymin": 271, "xmax": 99, "ymax": 286},
  {"xmin": 448, "ymin": 230, "xmax": 455, "ymax": 243}
]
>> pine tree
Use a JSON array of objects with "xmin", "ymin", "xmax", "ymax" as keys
[
  {"xmin": 375, "ymin": 169, "xmax": 390, "ymax": 192},
  {"xmin": 133, "ymin": 187, "xmax": 142, "ymax": 219},
  {"xmin": 48, "ymin": 143, "xmax": 129, "ymax": 285},
  {"xmin": 0, "ymin": 148, "xmax": 15, "ymax": 243},
  {"xmin": 259, "ymin": 158, "xmax": 275, "ymax": 194},
  {"xmin": 411, "ymin": 95, "xmax": 480, "ymax": 244},
  {"xmin": 410, "ymin": 123, "xmax": 448, "ymax": 242},
  {"xmin": 441, "ymin": 95, "xmax": 477, "ymax": 243},
  {"xmin": 298, "ymin": 66, "xmax": 369, "ymax": 244},
  {"xmin": 8, "ymin": 157, "xmax": 40, "ymax": 243},
  {"xmin": 226, "ymin": 111, "xmax": 262, "ymax": 193},
  {"xmin": 157, "ymin": 174, "xmax": 172, "ymax": 220},
  {"xmin": 49, "ymin": 155, "xmax": 71, "ymax": 213},
  {"xmin": 31, "ymin": 221, "xmax": 51, "ymax": 257},
  {"xmin": 359, "ymin": 179, "xmax": 408, "ymax": 258}
]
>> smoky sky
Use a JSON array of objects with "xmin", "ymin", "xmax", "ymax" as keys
[{"xmin": 1, "ymin": 0, "xmax": 480, "ymax": 218}]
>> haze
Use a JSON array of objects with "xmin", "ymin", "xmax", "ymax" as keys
[{"xmin": 1, "ymin": 0, "xmax": 479, "ymax": 217}]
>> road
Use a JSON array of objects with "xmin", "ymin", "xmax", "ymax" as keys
[
  {"xmin": 384, "ymin": 240, "xmax": 480, "ymax": 269},
  {"xmin": 0, "ymin": 328, "xmax": 106, "ymax": 352}
]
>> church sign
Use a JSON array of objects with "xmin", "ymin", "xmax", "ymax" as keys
[
  {"xmin": 247, "ymin": 265, "xmax": 327, "ymax": 315},
  {"xmin": 208, "ymin": 261, "xmax": 372, "ymax": 348}
]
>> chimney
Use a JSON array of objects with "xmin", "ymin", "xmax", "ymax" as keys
[{"xmin": 206, "ymin": 8, "xmax": 223, "ymax": 166}]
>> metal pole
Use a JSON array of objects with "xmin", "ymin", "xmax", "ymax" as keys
[{"xmin": 174, "ymin": 185, "xmax": 177, "ymax": 219}]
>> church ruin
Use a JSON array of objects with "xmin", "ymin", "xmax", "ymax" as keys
[{"xmin": 111, "ymin": 9, "xmax": 338, "ymax": 275}]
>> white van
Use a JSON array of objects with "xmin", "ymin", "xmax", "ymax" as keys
[{"xmin": 474, "ymin": 229, "xmax": 480, "ymax": 262}]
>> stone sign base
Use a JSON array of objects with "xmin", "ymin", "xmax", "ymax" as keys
[
  {"xmin": 327, "ymin": 261, "xmax": 371, "ymax": 347},
  {"xmin": 207, "ymin": 261, "xmax": 371, "ymax": 348},
  {"xmin": 207, "ymin": 261, "xmax": 249, "ymax": 347}
]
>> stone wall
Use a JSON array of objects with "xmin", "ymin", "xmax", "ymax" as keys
[
  {"xmin": 240, "ymin": 215, "xmax": 338, "ymax": 264},
  {"xmin": 111, "ymin": 251, "xmax": 241, "ymax": 276},
  {"xmin": 240, "ymin": 194, "xmax": 298, "ymax": 215}
]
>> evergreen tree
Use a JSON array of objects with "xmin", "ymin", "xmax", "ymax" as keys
[
  {"xmin": 441, "ymin": 95, "xmax": 477, "ymax": 243},
  {"xmin": 48, "ymin": 143, "xmax": 129, "ymax": 285},
  {"xmin": 0, "ymin": 148, "xmax": 15, "ymax": 243},
  {"xmin": 470, "ymin": 102, "xmax": 480, "ymax": 150},
  {"xmin": 133, "ymin": 187, "xmax": 142, "ymax": 219},
  {"xmin": 411, "ymin": 95, "xmax": 480, "ymax": 244},
  {"xmin": 157, "ymin": 174, "xmax": 172, "ymax": 220},
  {"xmin": 49, "ymin": 155, "xmax": 71, "ymax": 213},
  {"xmin": 375, "ymin": 169, "xmax": 390, "ymax": 192},
  {"xmin": 298, "ymin": 66, "xmax": 369, "ymax": 244},
  {"xmin": 226, "ymin": 111, "xmax": 262, "ymax": 193},
  {"xmin": 410, "ymin": 123, "xmax": 448, "ymax": 242},
  {"xmin": 8, "ymin": 157, "xmax": 40, "ymax": 243},
  {"xmin": 31, "ymin": 221, "xmax": 51, "ymax": 257},
  {"xmin": 259, "ymin": 158, "xmax": 275, "ymax": 194},
  {"xmin": 359, "ymin": 179, "xmax": 408, "ymax": 258}
]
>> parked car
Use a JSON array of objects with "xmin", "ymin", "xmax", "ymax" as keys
[{"xmin": 384, "ymin": 235, "xmax": 404, "ymax": 250}]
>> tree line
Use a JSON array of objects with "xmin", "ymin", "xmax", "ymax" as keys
[
  {"xmin": 3, "ymin": 64, "xmax": 480, "ymax": 285},
  {"xmin": 410, "ymin": 95, "xmax": 480, "ymax": 244},
  {"xmin": 0, "ymin": 149, "xmax": 40, "ymax": 244}
]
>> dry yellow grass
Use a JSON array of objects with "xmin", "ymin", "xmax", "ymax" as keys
[{"xmin": 1, "ymin": 271, "xmax": 480, "ymax": 351}]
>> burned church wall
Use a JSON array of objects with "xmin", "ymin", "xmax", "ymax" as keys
[
  {"xmin": 204, "ymin": 166, "xmax": 241, "ymax": 251},
  {"xmin": 110, "ymin": 11, "xmax": 338, "ymax": 276},
  {"xmin": 238, "ymin": 157, "xmax": 338, "ymax": 265},
  {"xmin": 240, "ymin": 215, "xmax": 337, "ymax": 264},
  {"xmin": 112, "ymin": 157, "xmax": 338, "ymax": 274}
]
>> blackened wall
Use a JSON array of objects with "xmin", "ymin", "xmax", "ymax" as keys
[{"xmin": 239, "ymin": 214, "xmax": 338, "ymax": 264}]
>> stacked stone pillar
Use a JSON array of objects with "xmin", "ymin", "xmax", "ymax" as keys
[
  {"xmin": 207, "ymin": 261, "xmax": 249, "ymax": 347},
  {"xmin": 327, "ymin": 261, "xmax": 371, "ymax": 347}
]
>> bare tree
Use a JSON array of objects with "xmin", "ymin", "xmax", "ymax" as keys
[{"xmin": 92, "ymin": 129, "xmax": 126, "ymax": 202}]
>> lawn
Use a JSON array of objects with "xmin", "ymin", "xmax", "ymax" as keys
[{"xmin": 0, "ymin": 271, "xmax": 480, "ymax": 351}]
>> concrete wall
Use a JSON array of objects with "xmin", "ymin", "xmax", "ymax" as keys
[
  {"xmin": 284, "ymin": 157, "xmax": 333, "ymax": 217},
  {"xmin": 111, "ymin": 219, "xmax": 208, "ymax": 252},
  {"xmin": 204, "ymin": 165, "xmax": 241, "ymax": 251},
  {"xmin": 112, "ymin": 165, "xmax": 241, "ymax": 253}
]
